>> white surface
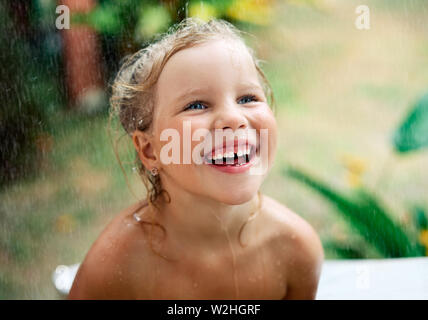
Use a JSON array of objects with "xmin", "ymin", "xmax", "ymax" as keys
[
  {"xmin": 316, "ymin": 257, "xmax": 428, "ymax": 300},
  {"xmin": 53, "ymin": 258, "xmax": 428, "ymax": 299}
]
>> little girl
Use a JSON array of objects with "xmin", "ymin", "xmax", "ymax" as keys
[{"xmin": 69, "ymin": 18, "xmax": 324, "ymax": 300}]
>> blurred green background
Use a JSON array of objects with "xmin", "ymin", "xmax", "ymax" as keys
[{"xmin": 1, "ymin": 0, "xmax": 428, "ymax": 299}]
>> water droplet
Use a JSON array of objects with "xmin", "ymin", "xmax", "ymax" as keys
[
  {"xmin": 193, "ymin": 282, "xmax": 199, "ymax": 288},
  {"xmin": 276, "ymin": 260, "xmax": 281, "ymax": 266}
]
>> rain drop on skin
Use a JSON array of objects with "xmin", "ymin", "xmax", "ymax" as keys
[{"xmin": 133, "ymin": 213, "xmax": 141, "ymax": 222}]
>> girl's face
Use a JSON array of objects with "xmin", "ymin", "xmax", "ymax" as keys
[{"xmin": 150, "ymin": 39, "xmax": 277, "ymax": 205}]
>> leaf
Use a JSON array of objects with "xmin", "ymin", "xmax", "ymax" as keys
[
  {"xmin": 88, "ymin": 5, "xmax": 122, "ymax": 35},
  {"xmin": 135, "ymin": 5, "xmax": 171, "ymax": 40},
  {"xmin": 393, "ymin": 91, "xmax": 428, "ymax": 153},
  {"xmin": 323, "ymin": 240, "xmax": 366, "ymax": 259},
  {"xmin": 412, "ymin": 206, "xmax": 428, "ymax": 231},
  {"xmin": 285, "ymin": 165, "xmax": 424, "ymax": 257}
]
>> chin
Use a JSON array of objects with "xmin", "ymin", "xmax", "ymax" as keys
[{"xmin": 215, "ymin": 186, "xmax": 259, "ymax": 205}]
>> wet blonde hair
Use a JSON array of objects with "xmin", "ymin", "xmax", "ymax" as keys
[{"xmin": 109, "ymin": 17, "xmax": 274, "ymax": 258}]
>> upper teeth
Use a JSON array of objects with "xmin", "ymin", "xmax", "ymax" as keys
[{"xmin": 209, "ymin": 147, "xmax": 251, "ymax": 160}]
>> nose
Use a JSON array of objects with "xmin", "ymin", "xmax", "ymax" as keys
[{"xmin": 213, "ymin": 99, "xmax": 248, "ymax": 131}]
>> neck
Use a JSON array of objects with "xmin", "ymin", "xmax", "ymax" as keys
[{"xmin": 155, "ymin": 183, "xmax": 261, "ymax": 250}]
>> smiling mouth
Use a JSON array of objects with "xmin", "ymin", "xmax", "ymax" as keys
[{"xmin": 204, "ymin": 145, "xmax": 257, "ymax": 166}]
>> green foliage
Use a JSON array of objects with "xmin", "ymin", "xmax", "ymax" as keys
[
  {"xmin": 323, "ymin": 240, "xmax": 366, "ymax": 259},
  {"xmin": 0, "ymin": 1, "xmax": 63, "ymax": 188},
  {"xmin": 0, "ymin": 272, "xmax": 21, "ymax": 300},
  {"xmin": 87, "ymin": 4, "xmax": 123, "ymax": 35},
  {"xmin": 285, "ymin": 166, "xmax": 425, "ymax": 258},
  {"xmin": 74, "ymin": 0, "xmax": 274, "ymax": 42},
  {"xmin": 135, "ymin": 5, "xmax": 172, "ymax": 41},
  {"xmin": 393, "ymin": 91, "xmax": 428, "ymax": 153},
  {"xmin": 412, "ymin": 206, "xmax": 428, "ymax": 231}
]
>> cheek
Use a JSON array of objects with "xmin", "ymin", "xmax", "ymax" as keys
[
  {"xmin": 252, "ymin": 107, "xmax": 277, "ymax": 166},
  {"xmin": 252, "ymin": 107, "xmax": 277, "ymax": 139}
]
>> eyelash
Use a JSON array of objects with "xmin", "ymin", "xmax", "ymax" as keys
[{"xmin": 184, "ymin": 95, "xmax": 258, "ymax": 111}]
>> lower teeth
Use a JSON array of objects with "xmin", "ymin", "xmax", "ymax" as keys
[{"xmin": 211, "ymin": 159, "xmax": 248, "ymax": 166}]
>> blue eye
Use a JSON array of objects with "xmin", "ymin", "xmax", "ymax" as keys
[
  {"xmin": 239, "ymin": 95, "xmax": 257, "ymax": 104},
  {"xmin": 184, "ymin": 101, "xmax": 207, "ymax": 111}
]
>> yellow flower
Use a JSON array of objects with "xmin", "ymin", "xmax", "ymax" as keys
[
  {"xmin": 189, "ymin": 2, "xmax": 218, "ymax": 21},
  {"xmin": 419, "ymin": 230, "xmax": 428, "ymax": 256},
  {"xmin": 341, "ymin": 154, "xmax": 367, "ymax": 175},
  {"xmin": 347, "ymin": 172, "xmax": 361, "ymax": 188},
  {"xmin": 341, "ymin": 154, "xmax": 367, "ymax": 188},
  {"xmin": 226, "ymin": 0, "xmax": 274, "ymax": 26}
]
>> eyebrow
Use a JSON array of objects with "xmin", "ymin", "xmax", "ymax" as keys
[
  {"xmin": 238, "ymin": 82, "xmax": 264, "ymax": 93},
  {"xmin": 173, "ymin": 82, "xmax": 264, "ymax": 103},
  {"xmin": 173, "ymin": 87, "xmax": 208, "ymax": 104}
]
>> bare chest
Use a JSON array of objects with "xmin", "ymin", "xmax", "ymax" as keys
[{"xmin": 137, "ymin": 247, "xmax": 287, "ymax": 299}]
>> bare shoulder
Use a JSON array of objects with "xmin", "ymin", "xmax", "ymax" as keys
[
  {"xmin": 68, "ymin": 200, "xmax": 153, "ymax": 300},
  {"xmin": 261, "ymin": 194, "xmax": 324, "ymax": 299},
  {"xmin": 261, "ymin": 195, "xmax": 320, "ymax": 242}
]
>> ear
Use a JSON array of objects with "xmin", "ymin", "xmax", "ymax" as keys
[{"xmin": 132, "ymin": 130, "xmax": 158, "ymax": 171}]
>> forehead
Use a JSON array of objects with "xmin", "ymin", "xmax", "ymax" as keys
[{"xmin": 155, "ymin": 39, "xmax": 259, "ymax": 99}]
